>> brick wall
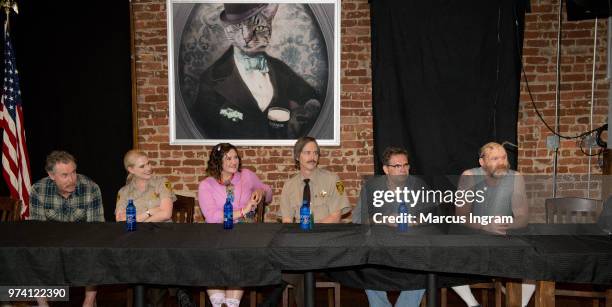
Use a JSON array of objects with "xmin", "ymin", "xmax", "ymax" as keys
[
  {"xmin": 132, "ymin": 0, "xmax": 374, "ymax": 221},
  {"xmin": 519, "ymin": 0, "xmax": 609, "ymax": 220},
  {"xmin": 132, "ymin": 0, "xmax": 609, "ymax": 222}
]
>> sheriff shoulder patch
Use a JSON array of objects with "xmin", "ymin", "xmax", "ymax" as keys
[
  {"xmin": 164, "ymin": 181, "xmax": 173, "ymax": 192},
  {"xmin": 335, "ymin": 181, "xmax": 344, "ymax": 195}
]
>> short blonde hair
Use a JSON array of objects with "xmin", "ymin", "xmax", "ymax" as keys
[
  {"xmin": 478, "ymin": 142, "xmax": 504, "ymax": 159},
  {"xmin": 123, "ymin": 150, "xmax": 148, "ymax": 183}
]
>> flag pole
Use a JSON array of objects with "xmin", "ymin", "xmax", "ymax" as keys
[{"xmin": 0, "ymin": 0, "xmax": 31, "ymax": 220}]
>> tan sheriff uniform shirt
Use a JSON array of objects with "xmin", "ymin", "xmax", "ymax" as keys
[
  {"xmin": 280, "ymin": 168, "xmax": 351, "ymax": 222},
  {"xmin": 115, "ymin": 175, "xmax": 177, "ymax": 222}
]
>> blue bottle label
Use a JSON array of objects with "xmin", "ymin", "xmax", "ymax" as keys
[
  {"xmin": 300, "ymin": 213, "xmax": 310, "ymax": 229},
  {"xmin": 223, "ymin": 198, "xmax": 233, "ymax": 229},
  {"xmin": 126, "ymin": 200, "xmax": 136, "ymax": 231},
  {"xmin": 300, "ymin": 202, "xmax": 310, "ymax": 230}
]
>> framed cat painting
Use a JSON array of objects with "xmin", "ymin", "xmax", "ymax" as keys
[{"xmin": 167, "ymin": 0, "xmax": 340, "ymax": 146}]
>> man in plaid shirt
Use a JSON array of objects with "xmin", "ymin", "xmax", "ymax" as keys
[
  {"xmin": 29, "ymin": 150, "xmax": 104, "ymax": 222},
  {"xmin": 29, "ymin": 150, "xmax": 104, "ymax": 307}
]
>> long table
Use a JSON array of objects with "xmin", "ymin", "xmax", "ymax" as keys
[{"xmin": 0, "ymin": 222, "xmax": 610, "ymax": 307}]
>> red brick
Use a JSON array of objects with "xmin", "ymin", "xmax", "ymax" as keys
[{"xmin": 183, "ymin": 159, "xmax": 205, "ymax": 166}]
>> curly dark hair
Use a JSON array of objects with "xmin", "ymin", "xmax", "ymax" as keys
[{"xmin": 206, "ymin": 143, "xmax": 242, "ymax": 180}]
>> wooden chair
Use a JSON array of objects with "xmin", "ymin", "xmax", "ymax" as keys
[
  {"xmin": 172, "ymin": 194, "xmax": 195, "ymax": 223},
  {"xmin": 438, "ymin": 281, "xmax": 503, "ymax": 307},
  {"xmin": 282, "ymin": 279, "xmax": 341, "ymax": 307},
  {"xmin": 545, "ymin": 197, "xmax": 609, "ymax": 306},
  {"xmin": 545, "ymin": 197, "xmax": 601, "ymax": 224},
  {"xmin": 254, "ymin": 196, "xmax": 266, "ymax": 223},
  {"xmin": 0, "ymin": 196, "xmax": 21, "ymax": 222}
]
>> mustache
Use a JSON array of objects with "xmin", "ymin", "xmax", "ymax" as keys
[{"xmin": 495, "ymin": 164, "xmax": 509, "ymax": 171}]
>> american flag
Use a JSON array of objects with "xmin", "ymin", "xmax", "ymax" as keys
[{"xmin": 0, "ymin": 23, "xmax": 31, "ymax": 219}]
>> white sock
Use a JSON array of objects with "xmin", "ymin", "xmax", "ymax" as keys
[
  {"xmin": 451, "ymin": 285, "xmax": 479, "ymax": 307},
  {"xmin": 225, "ymin": 298, "xmax": 241, "ymax": 307},
  {"xmin": 522, "ymin": 283, "xmax": 536, "ymax": 307},
  {"xmin": 209, "ymin": 293, "xmax": 225, "ymax": 307}
]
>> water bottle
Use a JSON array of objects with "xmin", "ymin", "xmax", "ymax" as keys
[
  {"xmin": 398, "ymin": 201, "xmax": 409, "ymax": 232},
  {"xmin": 223, "ymin": 196, "xmax": 233, "ymax": 230},
  {"xmin": 126, "ymin": 199, "xmax": 137, "ymax": 232},
  {"xmin": 300, "ymin": 200, "xmax": 310, "ymax": 230}
]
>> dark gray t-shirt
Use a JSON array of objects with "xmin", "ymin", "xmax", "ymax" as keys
[{"xmin": 465, "ymin": 167, "xmax": 516, "ymax": 217}]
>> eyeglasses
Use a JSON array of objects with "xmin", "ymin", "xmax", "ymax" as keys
[{"xmin": 386, "ymin": 163, "xmax": 409, "ymax": 169}]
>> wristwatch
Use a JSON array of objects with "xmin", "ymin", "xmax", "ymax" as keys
[{"xmin": 146, "ymin": 210, "xmax": 152, "ymax": 217}]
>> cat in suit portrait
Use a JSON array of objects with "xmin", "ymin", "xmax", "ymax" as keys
[{"xmin": 189, "ymin": 3, "xmax": 322, "ymax": 139}]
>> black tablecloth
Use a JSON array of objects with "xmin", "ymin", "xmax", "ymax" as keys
[
  {"xmin": 0, "ymin": 222, "xmax": 282, "ymax": 287},
  {"xmin": 331, "ymin": 224, "xmax": 612, "ymax": 290},
  {"xmin": 0, "ymin": 222, "xmax": 610, "ymax": 289},
  {"xmin": 268, "ymin": 224, "xmax": 369, "ymax": 270}
]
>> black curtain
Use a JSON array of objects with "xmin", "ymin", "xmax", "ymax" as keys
[
  {"xmin": 371, "ymin": 0, "xmax": 526, "ymax": 178},
  {"xmin": 0, "ymin": 1, "xmax": 133, "ymax": 221}
]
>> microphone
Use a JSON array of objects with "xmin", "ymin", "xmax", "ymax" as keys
[{"xmin": 501, "ymin": 141, "xmax": 518, "ymax": 150}]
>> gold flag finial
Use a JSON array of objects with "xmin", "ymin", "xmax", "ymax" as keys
[
  {"xmin": 1, "ymin": 0, "xmax": 17, "ymax": 33},
  {"xmin": 1, "ymin": 0, "xmax": 17, "ymax": 15}
]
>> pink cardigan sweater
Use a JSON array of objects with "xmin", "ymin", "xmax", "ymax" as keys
[{"xmin": 198, "ymin": 168, "xmax": 272, "ymax": 223}]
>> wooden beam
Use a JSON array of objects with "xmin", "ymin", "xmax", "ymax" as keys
[
  {"xmin": 535, "ymin": 280, "xmax": 555, "ymax": 307},
  {"xmin": 506, "ymin": 281, "xmax": 522, "ymax": 307}
]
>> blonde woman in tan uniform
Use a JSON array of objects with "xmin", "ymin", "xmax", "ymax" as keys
[
  {"xmin": 115, "ymin": 150, "xmax": 175, "ymax": 222},
  {"xmin": 115, "ymin": 150, "xmax": 177, "ymax": 307}
]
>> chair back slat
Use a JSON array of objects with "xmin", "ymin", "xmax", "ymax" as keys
[
  {"xmin": 0, "ymin": 197, "xmax": 21, "ymax": 222},
  {"xmin": 545, "ymin": 197, "xmax": 601, "ymax": 224},
  {"xmin": 172, "ymin": 195, "xmax": 195, "ymax": 223},
  {"xmin": 255, "ymin": 198, "xmax": 266, "ymax": 223}
]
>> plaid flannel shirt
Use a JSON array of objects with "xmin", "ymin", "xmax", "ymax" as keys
[{"xmin": 29, "ymin": 174, "xmax": 105, "ymax": 222}]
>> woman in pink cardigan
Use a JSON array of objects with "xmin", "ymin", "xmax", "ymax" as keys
[{"xmin": 198, "ymin": 143, "xmax": 272, "ymax": 307}]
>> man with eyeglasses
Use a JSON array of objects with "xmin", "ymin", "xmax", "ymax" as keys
[
  {"xmin": 274, "ymin": 136, "xmax": 351, "ymax": 307},
  {"xmin": 352, "ymin": 146, "xmax": 427, "ymax": 307}
]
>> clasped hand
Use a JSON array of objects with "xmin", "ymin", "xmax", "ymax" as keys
[
  {"xmin": 483, "ymin": 223, "xmax": 510, "ymax": 235},
  {"xmin": 245, "ymin": 189, "xmax": 264, "ymax": 212}
]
